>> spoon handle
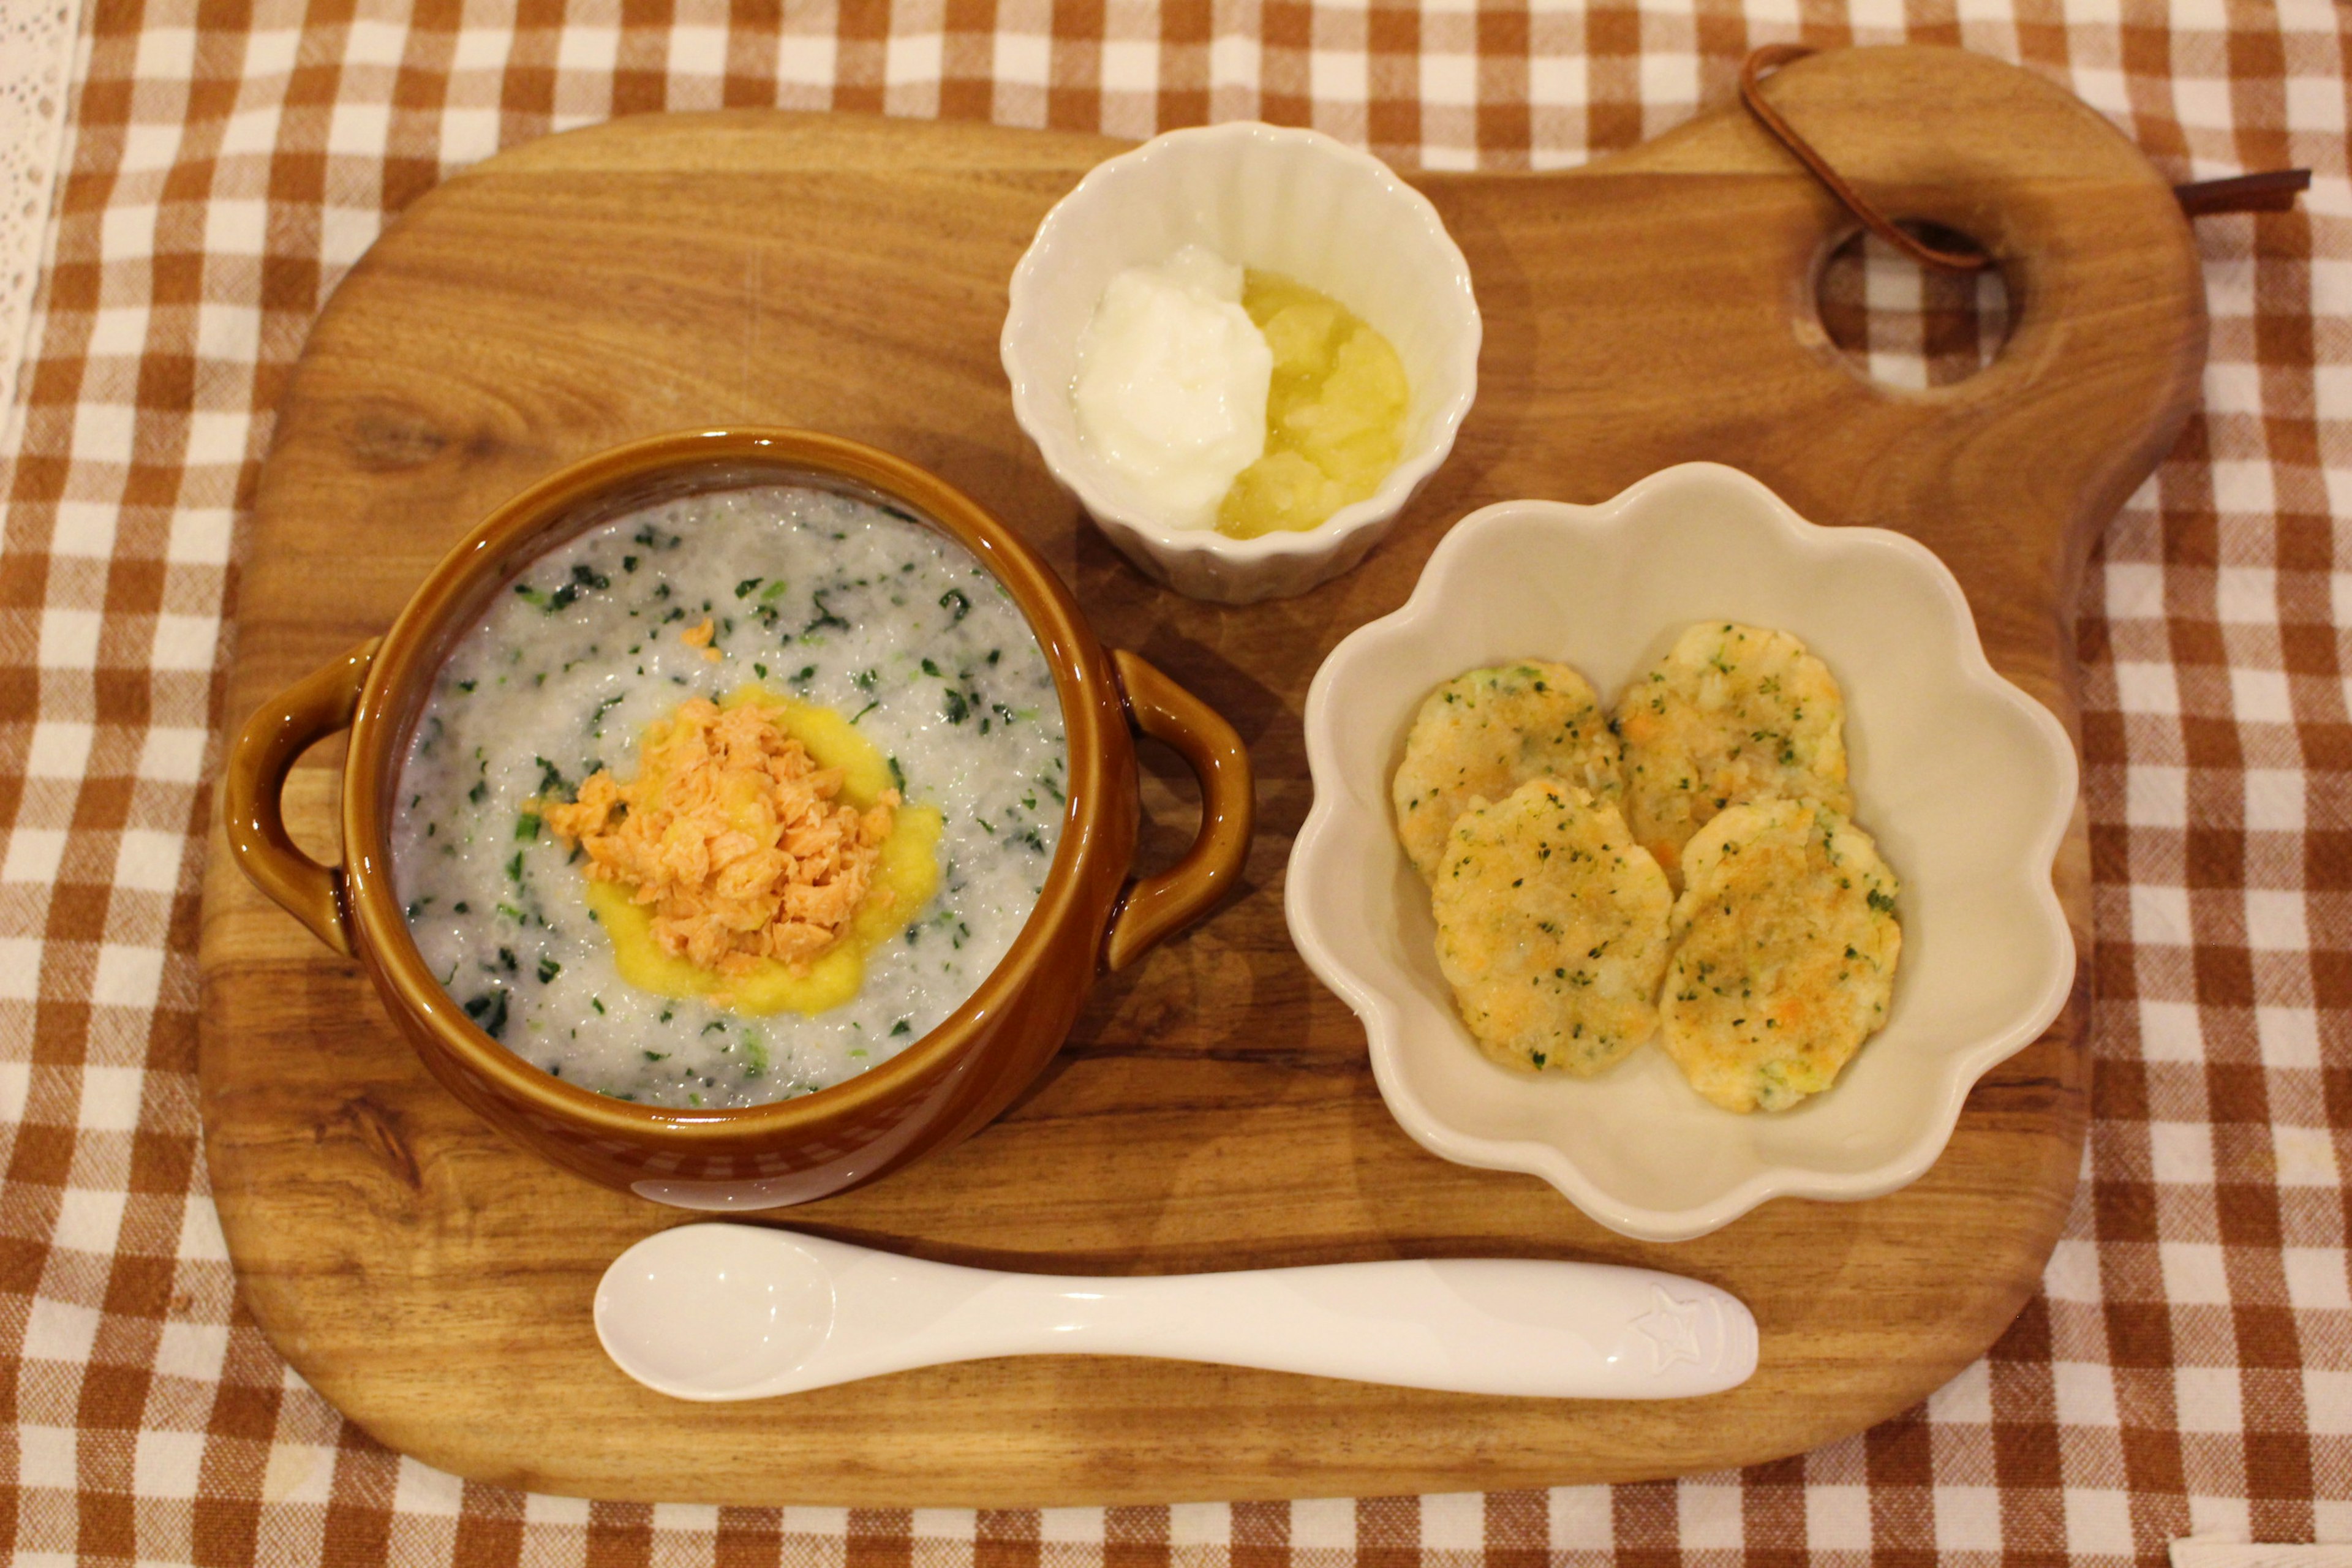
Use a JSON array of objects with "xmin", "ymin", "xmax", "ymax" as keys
[
  {"xmin": 764, "ymin": 1232, "xmax": 1755, "ymax": 1399},
  {"xmin": 987, "ymin": 1256, "xmax": 1753, "ymax": 1398}
]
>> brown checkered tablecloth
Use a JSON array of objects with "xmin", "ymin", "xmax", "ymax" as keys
[{"xmin": 2, "ymin": 1, "xmax": 2346, "ymax": 1562}]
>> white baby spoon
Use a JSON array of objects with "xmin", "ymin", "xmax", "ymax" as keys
[{"xmin": 595, "ymin": 1223, "xmax": 1758, "ymax": 1401}]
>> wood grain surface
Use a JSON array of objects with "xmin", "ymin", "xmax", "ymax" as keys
[{"xmin": 198, "ymin": 46, "xmax": 2204, "ymax": 1505}]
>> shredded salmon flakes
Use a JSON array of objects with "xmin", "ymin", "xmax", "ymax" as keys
[
  {"xmin": 680, "ymin": 617, "xmax": 721, "ymax": 662},
  {"xmin": 540, "ymin": 698, "xmax": 898, "ymax": 976}
]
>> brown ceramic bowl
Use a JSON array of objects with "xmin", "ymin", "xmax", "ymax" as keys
[{"xmin": 224, "ymin": 428, "xmax": 1252, "ymax": 1209}]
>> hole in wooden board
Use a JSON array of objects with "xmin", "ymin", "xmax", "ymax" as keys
[{"xmin": 1814, "ymin": 222, "xmax": 2011, "ymax": 390}]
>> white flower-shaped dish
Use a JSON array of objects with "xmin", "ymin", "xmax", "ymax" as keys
[
  {"xmin": 1002, "ymin": 122, "xmax": 1480, "ymax": 605},
  {"xmin": 1286, "ymin": 464, "xmax": 2080, "ymax": 1243}
]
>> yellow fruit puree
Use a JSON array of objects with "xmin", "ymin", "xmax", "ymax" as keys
[{"xmin": 1217, "ymin": 272, "xmax": 1409, "ymax": 539}]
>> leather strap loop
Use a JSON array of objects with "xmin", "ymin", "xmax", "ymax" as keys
[
  {"xmin": 1738, "ymin": 43, "xmax": 1992, "ymax": 274},
  {"xmin": 2174, "ymin": 168, "xmax": 2312, "ymax": 216},
  {"xmin": 1739, "ymin": 45, "xmax": 2312, "ymax": 271}
]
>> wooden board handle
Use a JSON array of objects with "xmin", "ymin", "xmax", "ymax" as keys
[
  {"xmin": 223, "ymin": 639, "xmax": 378, "ymax": 957},
  {"xmin": 1102, "ymin": 649, "xmax": 1254, "ymax": 972}
]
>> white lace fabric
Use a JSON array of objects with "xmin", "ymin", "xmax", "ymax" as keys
[{"xmin": 0, "ymin": 0, "xmax": 81, "ymax": 451}]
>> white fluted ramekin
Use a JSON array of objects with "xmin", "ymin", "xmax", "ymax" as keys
[
  {"xmin": 1287, "ymin": 464, "xmax": 2081, "ymax": 1242},
  {"xmin": 1002, "ymin": 123, "xmax": 1480, "ymax": 605}
]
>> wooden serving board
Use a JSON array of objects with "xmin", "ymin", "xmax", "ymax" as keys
[{"xmin": 199, "ymin": 47, "xmax": 2203, "ymax": 1505}]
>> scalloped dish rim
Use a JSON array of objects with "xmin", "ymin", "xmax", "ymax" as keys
[{"xmin": 1285, "ymin": 462, "xmax": 2081, "ymax": 1242}]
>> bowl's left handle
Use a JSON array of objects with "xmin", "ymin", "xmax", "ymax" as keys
[
  {"xmin": 222, "ymin": 639, "xmax": 380, "ymax": 957},
  {"xmin": 1102, "ymin": 649, "xmax": 1254, "ymax": 971}
]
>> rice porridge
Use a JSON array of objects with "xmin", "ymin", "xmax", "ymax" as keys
[{"xmin": 391, "ymin": 484, "xmax": 1069, "ymax": 1108}]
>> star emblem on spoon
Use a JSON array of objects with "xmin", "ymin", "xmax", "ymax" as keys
[{"xmin": 1631, "ymin": 1284, "xmax": 1707, "ymax": 1373}]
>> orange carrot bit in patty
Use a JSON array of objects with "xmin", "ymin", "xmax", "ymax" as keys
[{"xmin": 540, "ymin": 698, "xmax": 898, "ymax": 976}]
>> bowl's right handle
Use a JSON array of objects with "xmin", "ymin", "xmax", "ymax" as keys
[
  {"xmin": 1101, "ymin": 649, "xmax": 1254, "ymax": 972},
  {"xmin": 222, "ymin": 639, "xmax": 379, "ymax": 957}
]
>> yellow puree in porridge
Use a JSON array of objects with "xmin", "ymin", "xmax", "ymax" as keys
[
  {"xmin": 1217, "ymin": 273, "xmax": 1411, "ymax": 540},
  {"xmin": 543, "ymin": 683, "xmax": 942, "ymax": 1018}
]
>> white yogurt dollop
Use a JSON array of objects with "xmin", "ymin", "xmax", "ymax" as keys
[{"xmin": 1071, "ymin": 245, "xmax": 1272, "ymax": 530}]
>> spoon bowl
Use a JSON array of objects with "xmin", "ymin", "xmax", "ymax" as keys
[
  {"xmin": 599, "ymin": 1224, "xmax": 837, "ymax": 1396},
  {"xmin": 595, "ymin": 1224, "xmax": 1759, "ymax": 1402}
]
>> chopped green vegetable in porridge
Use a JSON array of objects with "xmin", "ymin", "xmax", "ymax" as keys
[{"xmin": 391, "ymin": 486, "xmax": 1069, "ymax": 1109}]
